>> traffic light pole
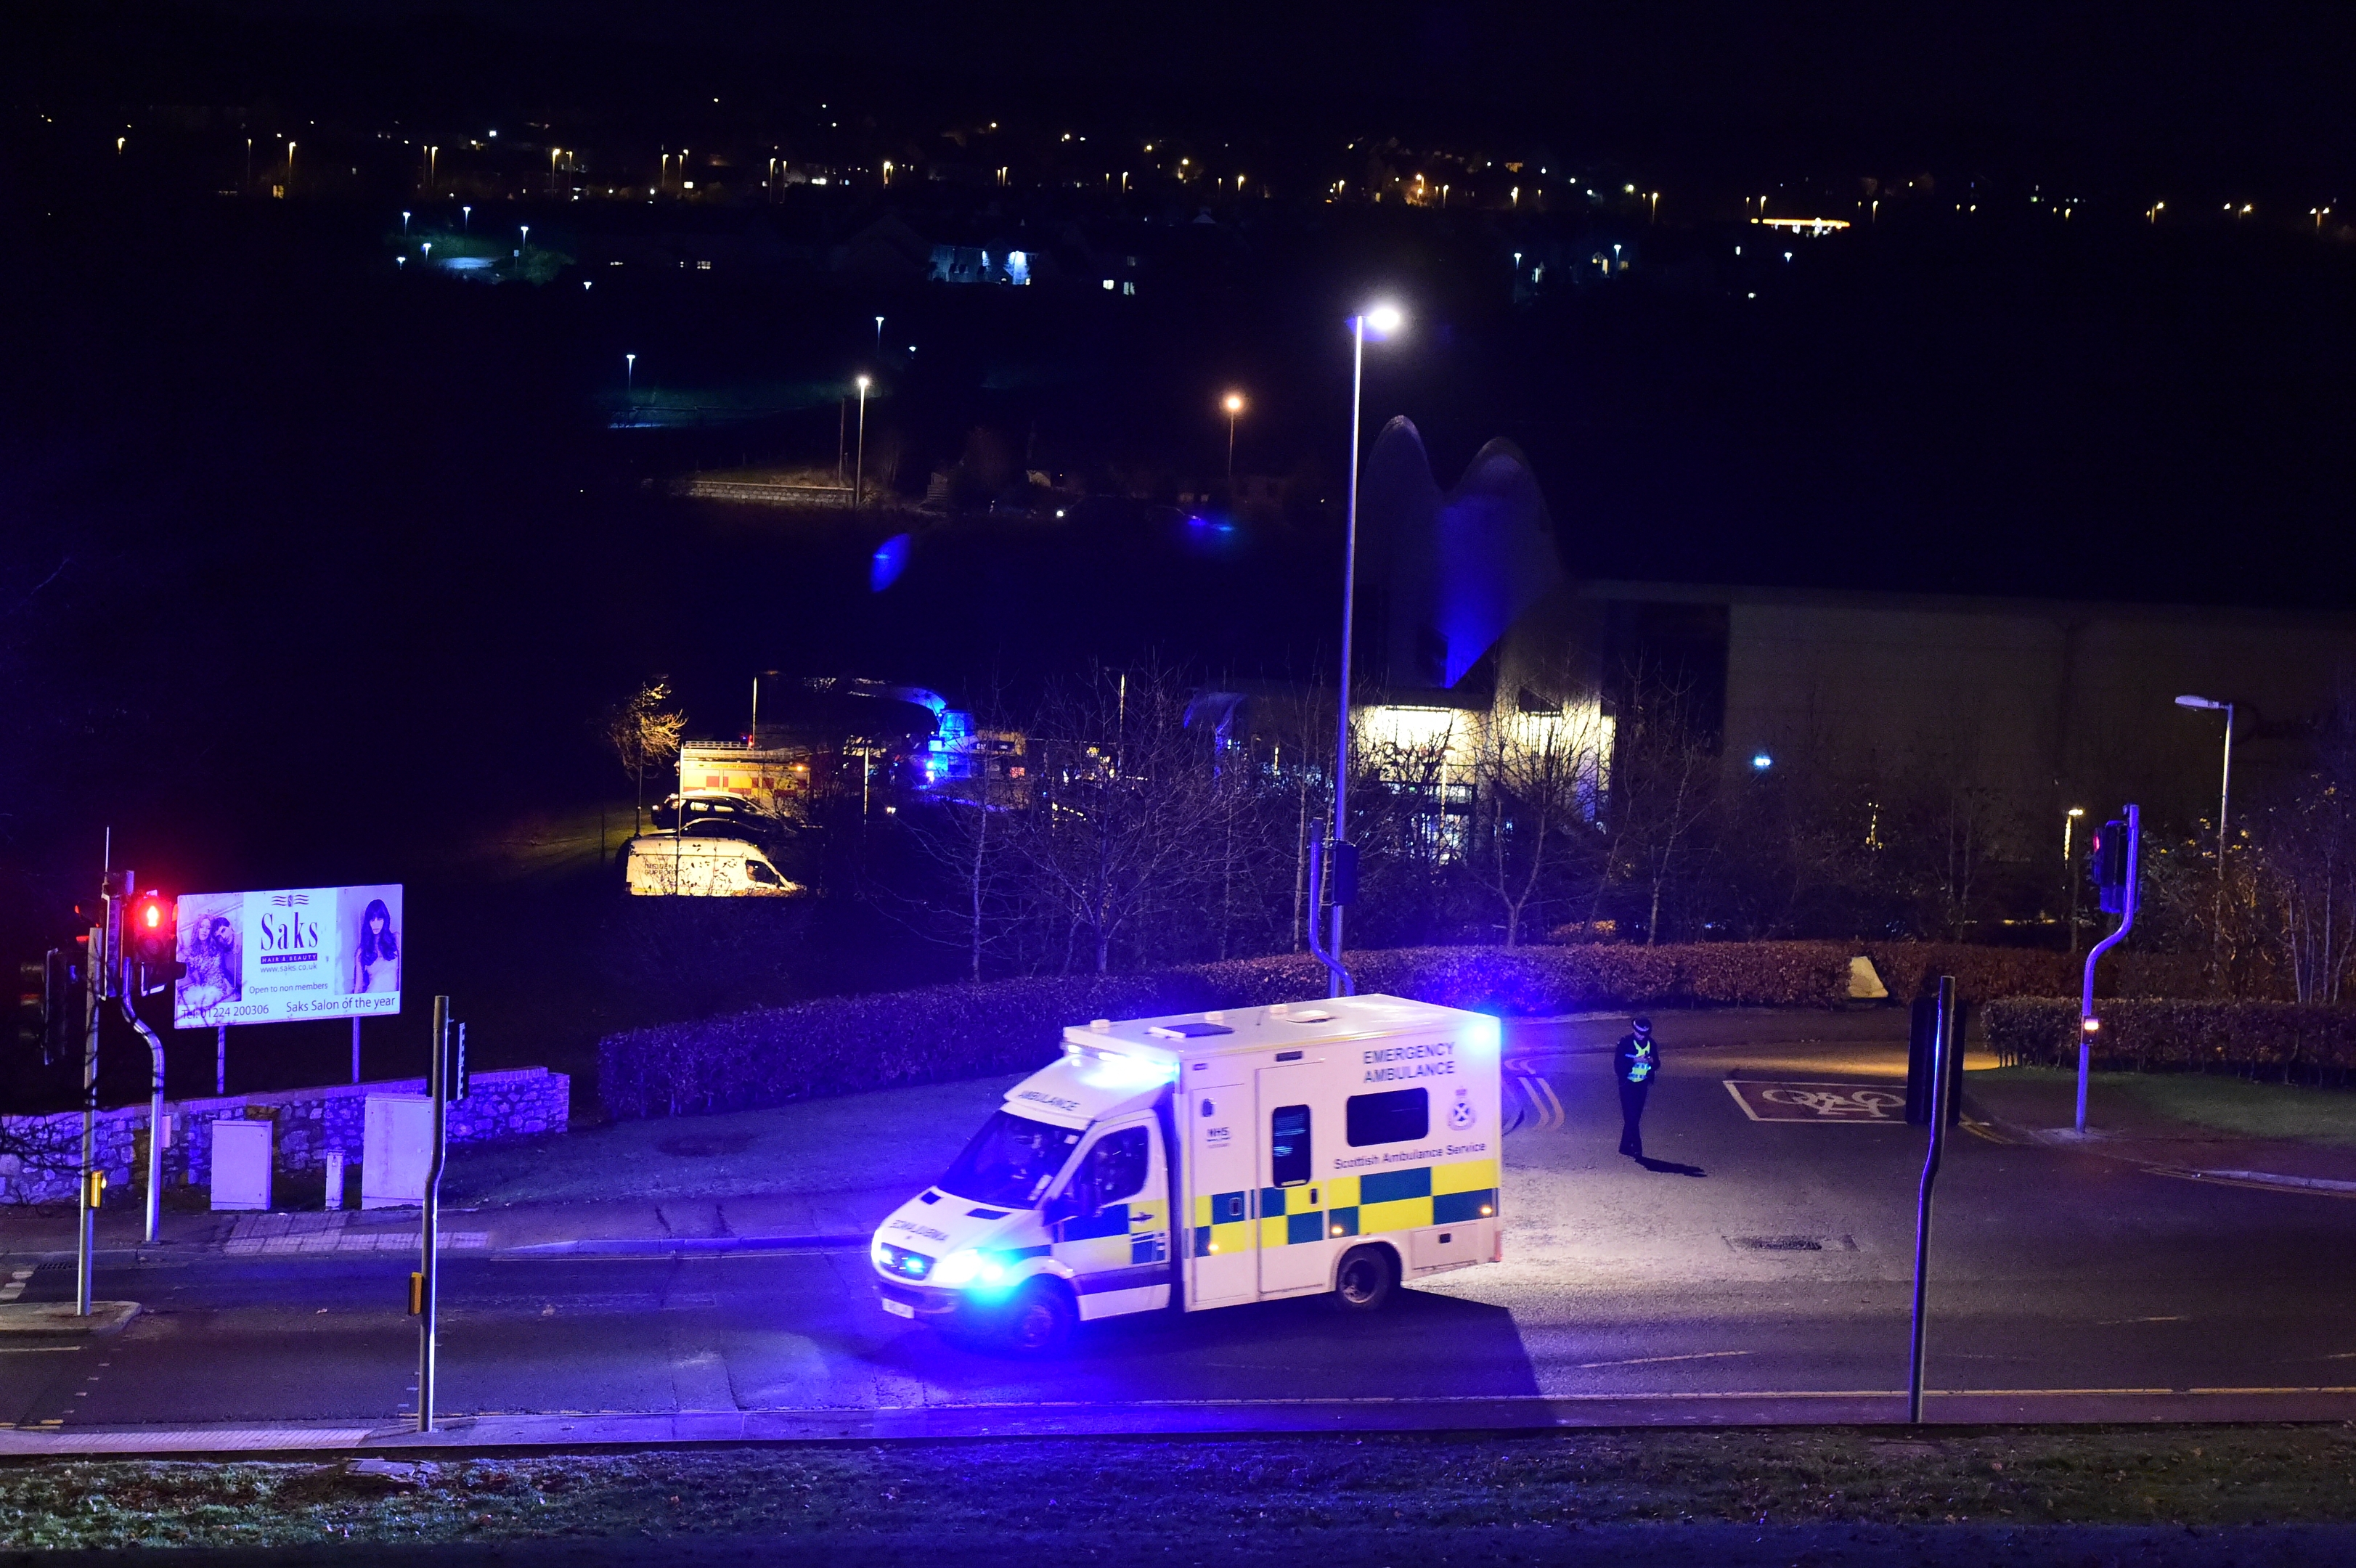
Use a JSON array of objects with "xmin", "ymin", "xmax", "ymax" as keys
[
  {"xmin": 76, "ymin": 915, "xmax": 100, "ymax": 1318},
  {"xmin": 417, "ymin": 996, "xmax": 451, "ymax": 1432},
  {"xmin": 1907, "ymin": 973, "xmax": 1957, "ymax": 1424},
  {"xmin": 2077, "ymin": 804, "xmax": 2141, "ymax": 1133},
  {"xmin": 121, "ymin": 1006, "xmax": 167, "ymax": 1246}
]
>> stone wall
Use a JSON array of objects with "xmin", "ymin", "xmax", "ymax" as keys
[{"xmin": 0, "ymin": 1068, "xmax": 568, "ymax": 1205}]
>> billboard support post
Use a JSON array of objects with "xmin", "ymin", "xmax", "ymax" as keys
[
  {"xmin": 214, "ymin": 1026, "xmax": 226, "ymax": 1095},
  {"xmin": 351, "ymin": 1017, "xmax": 362, "ymax": 1085}
]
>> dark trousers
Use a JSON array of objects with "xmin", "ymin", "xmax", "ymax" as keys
[{"xmin": 1618, "ymin": 1079, "xmax": 1650, "ymax": 1156}]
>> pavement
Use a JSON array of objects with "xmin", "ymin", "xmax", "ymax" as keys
[
  {"xmin": 4, "ymin": 1007, "xmax": 2356, "ymax": 1453},
  {"xmin": 1960, "ymin": 1072, "xmax": 2356, "ymax": 1194}
]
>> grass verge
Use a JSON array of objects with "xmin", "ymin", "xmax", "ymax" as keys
[
  {"xmin": 4, "ymin": 1427, "xmax": 2355, "ymax": 1549},
  {"xmin": 1975, "ymin": 1066, "xmax": 2356, "ymax": 1148}
]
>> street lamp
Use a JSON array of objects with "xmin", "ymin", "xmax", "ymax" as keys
[
  {"xmin": 875, "ymin": 316, "xmax": 885, "ymax": 354},
  {"xmin": 1324, "ymin": 302, "xmax": 1403, "ymax": 994},
  {"xmin": 624, "ymin": 353, "xmax": 636, "ymax": 395},
  {"xmin": 854, "ymin": 375, "xmax": 871, "ymax": 509},
  {"xmin": 1221, "ymin": 392, "xmax": 1244, "ymax": 489},
  {"xmin": 519, "ymin": 224, "xmax": 529, "ymax": 254},
  {"xmin": 2064, "ymin": 807, "xmax": 2086, "ymax": 954},
  {"xmin": 2174, "ymin": 695, "xmax": 2235, "ymax": 877},
  {"xmin": 401, "ymin": 209, "xmax": 411, "ymax": 233},
  {"xmin": 461, "ymin": 205, "xmax": 471, "ymax": 231}
]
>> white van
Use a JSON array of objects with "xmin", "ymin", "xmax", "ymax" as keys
[
  {"xmin": 622, "ymin": 832, "xmax": 803, "ymax": 897},
  {"xmin": 871, "ymin": 995, "xmax": 1501, "ymax": 1351}
]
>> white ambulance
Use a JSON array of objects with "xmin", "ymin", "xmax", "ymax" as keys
[{"xmin": 870, "ymin": 995, "xmax": 1501, "ymax": 1351}]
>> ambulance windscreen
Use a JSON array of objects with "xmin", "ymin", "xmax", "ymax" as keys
[{"xmin": 937, "ymin": 1111, "xmax": 1085, "ymax": 1208}]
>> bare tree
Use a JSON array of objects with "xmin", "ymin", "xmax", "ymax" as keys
[
  {"xmin": 1596, "ymin": 669, "xmax": 1719, "ymax": 945},
  {"xmin": 1464, "ymin": 704, "xmax": 1607, "ymax": 946},
  {"xmin": 604, "ymin": 678, "xmax": 686, "ymax": 836},
  {"xmin": 1008, "ymin": 666, "xmax": 1226, "ymax": 973}
]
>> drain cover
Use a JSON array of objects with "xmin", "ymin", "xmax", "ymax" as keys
[{"xmin": 1725, "ymin": 1234, "xmax": 1855, "ymax": 1251}]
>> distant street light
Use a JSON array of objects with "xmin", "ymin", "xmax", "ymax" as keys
[
  {"xmin": 875, "ymin": 316, "xmax": 885, "ymax": 354},
  {"xmin": 625, "ymin": 353, "xmax": 636, "ymax": 395},
  {"xmin": 854, "ymin": 375, "xmax": 871, "ymax": 509},
  {"xmin": 461, "ymin": 205, "xmax": 471, "ymax": 230},
  {"xmin": 519, "ymin": 224, "xmax": 529, "ymax": 253},
  {"xmin": 2175, "ymin": 695, "xmax": 2235, "ymax": 878},
  {"xmin": 1326, "ymin": 302, "xmax": 1403, "ymax": 994},
  {"xmin": 2064, "ymin": 806, "xmax": 2086, "ymax": 954},
  {"xmin": 1222, "ymin": 392, "xmax": 1244, "ymax": 489},
  {"xmin": 401, "ymin": 209, "xmax": 411, "ymax": 232}
]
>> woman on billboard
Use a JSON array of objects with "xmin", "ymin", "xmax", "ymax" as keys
[{"xmin": 349, "ymin": 898, "xmax": 400, "ymax": 994}]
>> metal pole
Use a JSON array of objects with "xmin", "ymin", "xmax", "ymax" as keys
[
  {"xmin": 1329, "ymin": 314, "xmax": 1366, "ymax": 994},
  {"xmin": 76, "ymin": 918, "xmax": 101, "ymax": 1316},
  {"xmin": 1304, "ymin": 820, "xmax": 1353, "ymax": 995},
  {"xmin": 2077, "ymin": 804, "xmax": 2141, "ymax": 1132},
  {"xmin": 215, "ymin": 1025, "xmax": 227, "ymax": 1095},
  {"xmin": 1907, "ymin": 974, "xmax": 1956, "ymax": 1424},
  {"xmin": 351, "ymin": 1016, "xmax": 362, "ymax": 1085},
  {"xmin": 2218, "ymin": 703, "xmax": 2234, "ymax": 876},
  {"xmin": 855, "ymin": 381, "xmax": 869, "ymax": 509},
  {"xmin": 1227, "ymin": 412, "xmax": 1236, "ymax": 490},
  {"xmin": 417, "ymin": 995, "xmax": 449, "ymax": 1432},
  {"xmin": 123, "ymin": 1005, "xmax": 167, "ymax": 1246}
]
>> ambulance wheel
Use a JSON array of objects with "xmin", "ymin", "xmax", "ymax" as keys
[
  {"xmin": 998, "ymin": 1281, "xmax": 1077, "ymax": 1355},
  {"xmin": 1332, "ymin": 1245, "xmax": 1398, "ymax": 1312}
]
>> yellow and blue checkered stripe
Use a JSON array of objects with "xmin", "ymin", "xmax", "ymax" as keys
[{"xmin": 1188, "ymin": 1158, "xmax": 1497, "ymax": 1257}]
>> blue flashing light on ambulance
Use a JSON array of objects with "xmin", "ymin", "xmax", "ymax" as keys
[{"xmin": 871, "ymin": 995, "xmax": 1502, "ymax": 1351}]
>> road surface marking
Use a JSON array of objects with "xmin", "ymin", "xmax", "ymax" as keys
[
  {"xmin": 1722, "ymin": 1080, "xmax": 1907, "ymax": 1123},
  {"xmin": 0, "ymin": 1347, "xmax": 81, "ymax": 1355},
  {"xmin": 1576, "ymin": 1350, "xmax": 1750, "ymax": 1369}
]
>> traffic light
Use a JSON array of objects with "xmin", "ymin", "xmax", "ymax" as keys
[
  {"xmin": 14, "ymin": 960, "xmax": 41, "ymax": 1055},
  {"xmin": 2089, "ymin": 817, "xmax": 2133, "ymax": 915},
  {"xmin": 130, "ymin": 891, "xmax": 182, "ymax": 993}
]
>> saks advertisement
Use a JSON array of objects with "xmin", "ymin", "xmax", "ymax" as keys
[{"xmin": 172, "ymin": 884, "xmax": 403, "ymax": 1029}]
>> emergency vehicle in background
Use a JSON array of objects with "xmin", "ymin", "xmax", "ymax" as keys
[{"xmin": 871, "ymin": 995, "xmax": 1502, "ymax": 1351}]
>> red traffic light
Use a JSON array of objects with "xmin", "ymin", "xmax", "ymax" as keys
[{"xmin": 131, "ymin": 893, "xmax": 179, "ymax": 971}]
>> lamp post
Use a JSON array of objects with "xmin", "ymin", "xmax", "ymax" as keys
[
  {"xmin": 2174, "ymin": 695, "xmax": 2235, "ymax": 877},
  {"xmin": 854, "ymin": 375, "xmax": 871, "ymax": 509},
  {"xmin": 2064, "ymin": 806, "xmax": 2086, "ymax": 954},
  {"xmin": 624, "ymin": 353, "xmax": 635, "ymax": 396},
  {"xmin": 461, "ymin": 204, "xmax": 470, "ymax": 231},
  {"xmin": 1222, "ymin": 392, "xmax": 1244, "ymax": 489},
  {"xmin": 875, "ymin": 316, "xmax": 885, "ymax": 354},
  {"xmin": 1326, "ymin": 303, "xmax": 1402, "ymax": 994}
]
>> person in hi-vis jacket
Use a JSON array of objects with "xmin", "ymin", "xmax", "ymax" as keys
[{"xmin": 1613, "ymin": 1016, "xmax": 1660, "ymax": 1158}]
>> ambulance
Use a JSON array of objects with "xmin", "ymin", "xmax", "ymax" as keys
[{"xmin": 870, "ymin": 995, "xmax": 1501, "ymax": 1351}]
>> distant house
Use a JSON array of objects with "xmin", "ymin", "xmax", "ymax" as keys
[{"xmin": 835, "ymin": 214, "xmax": 932, "ymax": 282}]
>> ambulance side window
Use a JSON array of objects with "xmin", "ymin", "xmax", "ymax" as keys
[
  {"xmin": 1345, "ymin": 1087, "xmax": 1429, "ymax": 1146},
  {"xmin": 1270, "ymin": 1105, "xmax": 1311, "ymax": 1185},
  {"xmin": 1079, "ymin": 1127, "xmax": 1149, "ymax": 1208}
]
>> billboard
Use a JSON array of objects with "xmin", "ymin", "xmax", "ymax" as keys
[{"xmin": 173, "ymin": 884, "xmax": 403, "ymax": 1029}]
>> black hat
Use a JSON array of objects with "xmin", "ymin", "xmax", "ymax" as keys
[{"xmin": 1631, "ymin": 1016, "xmax": 1652, "ymax": 1033}]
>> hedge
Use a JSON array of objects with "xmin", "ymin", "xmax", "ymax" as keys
[
  {"xmin": 595, "ymin": 942, "xmax": 1858, "ymax": 1119},
  {"xmin": 1862, "ymin": 944, "xmax": 2206, "ymax": 1005},
  {"xmin": 1986, "ymin": 997, "xmax": 2356, "ymax": 1082}
]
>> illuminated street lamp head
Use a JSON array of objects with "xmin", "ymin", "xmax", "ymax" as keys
[
  {"xmin": 2068, "ymin": 806, "xmax": 2085, "ymax": 818},
  {"xmin": 2175, "ymin": 694, "xmax": 2226, "ymax": 711},
  {"xmin": 856, "ymin": 375, "xmax": 871, "ymax": 391},
  {"xmin": 1363, "ymin": 303, "xmax": 1403, "ymax": 338},
  {"xmin": 1223, "ymin": 392, "xmax": 1244, "ymax": 415}
]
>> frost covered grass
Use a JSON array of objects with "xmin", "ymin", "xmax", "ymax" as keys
[{"xmin": 1, "ymin": 1426, "xmax": 2352, "ymax": 1550}]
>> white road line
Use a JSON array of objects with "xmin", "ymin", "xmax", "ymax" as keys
[{"xmin": 1576, "ymin": 1350, "xmax": 1751, "ymax": 1370}]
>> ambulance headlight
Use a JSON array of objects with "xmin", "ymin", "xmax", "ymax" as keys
[{"xmin": 932, "ymin": 1249, "xmax": 1013, "ymax": 1291}]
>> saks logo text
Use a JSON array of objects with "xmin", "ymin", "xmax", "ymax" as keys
[{"xmin": 256, "ymin": 909, "xmax": 321, "ymax": 965}]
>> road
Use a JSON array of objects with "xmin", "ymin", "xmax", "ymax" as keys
[{"xmin": 7, "ymin": 1010, "xmax": 2356, "ymax": 1441}]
